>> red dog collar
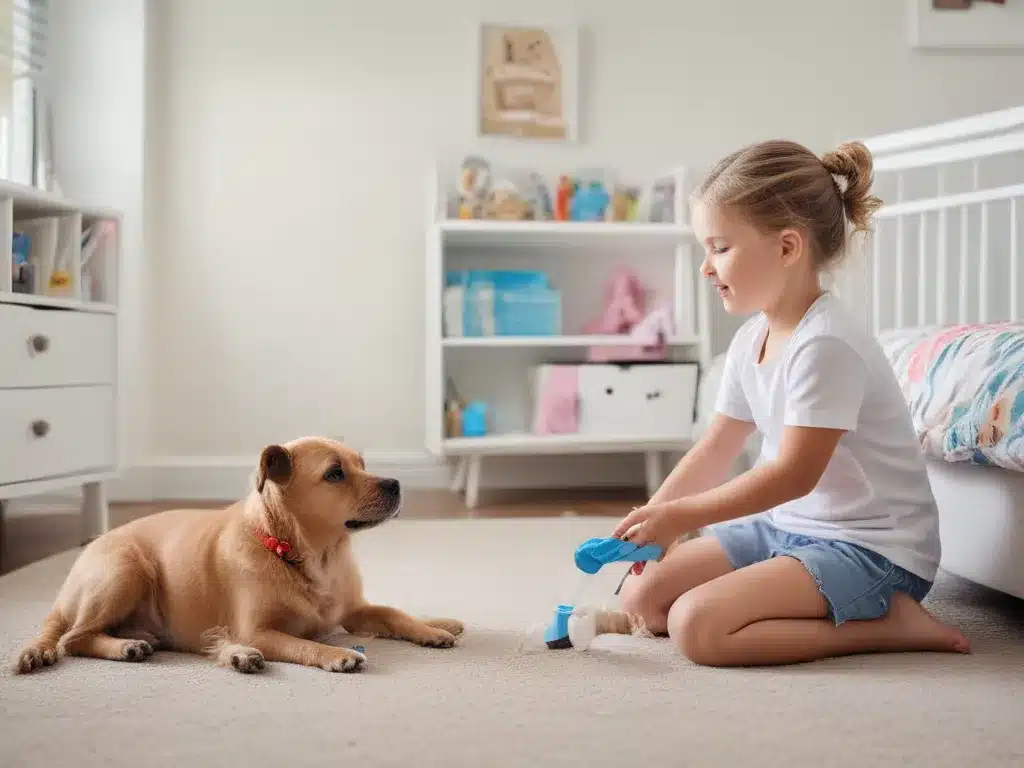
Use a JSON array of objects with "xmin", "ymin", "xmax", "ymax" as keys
[{"xmin": 256, "ymin": 531, "xmax": 292, "ymax": 559}]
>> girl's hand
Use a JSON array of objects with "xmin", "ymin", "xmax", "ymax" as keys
[{"xmin": 612, "ymin": 501, "xmax": 690, "ymax": 549}]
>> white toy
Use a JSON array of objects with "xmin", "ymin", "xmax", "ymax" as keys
[{"xmin": 542, "ymin": 532, "xmax": 662, "ymax": 651}]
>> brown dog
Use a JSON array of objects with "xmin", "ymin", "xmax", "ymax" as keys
[{"xmin": 12, "ymin": 437, "xmax": 464, "ymax": 675}]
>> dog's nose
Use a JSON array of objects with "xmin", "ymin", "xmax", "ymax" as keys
[{"xmin": 379, "ymin": 478, "xmax": 400, "ymax": 496}]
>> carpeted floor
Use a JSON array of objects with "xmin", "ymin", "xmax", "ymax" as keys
[{"xmin": 1, "ymin": 517, "xmax": 1022, "ymax": 767}]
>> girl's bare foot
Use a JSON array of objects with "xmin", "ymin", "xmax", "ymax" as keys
[{"xmin": 886, "ymin": 592, "xmax": 970, "ymax": 654}]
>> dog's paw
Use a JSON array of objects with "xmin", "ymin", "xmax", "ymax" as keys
[
  {"xmin": 12, "ymin": 645, "xmax": 58, "ymax": 674},
  {"xmin": 120, "ymin": 640, "xmax": 154, "ymax": 662},
  {"xmin": 229, "ymin": 648, "xmax": 266, "ymax": 674},
  {"xmin": 414, "ymin": 627, "xmax": 457, "ymax": 649},
  {"xmin": 120, "ymin": 630, "xmax": 167, "ymax": 651},
  {"xmin": 323, "ymin": 648, "xmax": 366, "ymax": 673},
  {"xmin": 425, "ymin": 618, "xmax": 464, "ymax": 637}
]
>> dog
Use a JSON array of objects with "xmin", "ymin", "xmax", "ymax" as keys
[{"xmin": 12, "ymin": 437, "xmax": 464, "ymax": 675}]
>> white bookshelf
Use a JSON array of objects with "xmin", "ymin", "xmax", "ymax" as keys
[
  {"xmin": 425, "ymin": 164, "xmax": 714, "ymax": 508},
  {"xmin": 0, "ymin": 178, "xmax": 122, "ymax": 562}
]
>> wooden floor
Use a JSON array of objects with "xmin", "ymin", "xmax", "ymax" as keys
[{"xmin": 0, "ymin": 487, "xmax": 644, "ymax": 576}]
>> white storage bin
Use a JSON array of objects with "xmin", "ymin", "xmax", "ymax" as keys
[{"xmin": 578, "ymin": 363, "xmax": 698, "ymax": 439}]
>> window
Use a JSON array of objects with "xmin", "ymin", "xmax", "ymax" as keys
[{"xmin": 0, "ymin": 0, "xmax": 49, "ymax": 185}]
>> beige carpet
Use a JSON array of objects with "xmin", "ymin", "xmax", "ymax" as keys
[{"xmin": 1, "ymin": 517, "xmax": 1022, "ymax": 767}]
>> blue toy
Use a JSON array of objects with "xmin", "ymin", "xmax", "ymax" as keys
[
  {"xmin": 573, "ymin": 537, "xmax": 664, "ymax": 575},
  {"xmin": 544, "ymin": 537, "xmax": 664, "ymax": 650},
  {"xmin": 461, "ymin": 400, "xmax": 488, "ymax": 437},
  {"xmin": 570, "ymin": 181, "xmax": 610, "ymax": 222}
]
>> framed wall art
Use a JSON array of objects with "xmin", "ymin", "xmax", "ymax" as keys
[
  {"xmin": 909, "ymin": 0, "xmax": 1024, "ymax": 50},
  {"xmin": 476, "ymin": 23, "xmax": 579, "ymax": 142}
]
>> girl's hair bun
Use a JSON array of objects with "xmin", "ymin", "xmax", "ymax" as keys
[{"xmin": 821, "ymin": 141, "xmax": 883, "ymax": 233}]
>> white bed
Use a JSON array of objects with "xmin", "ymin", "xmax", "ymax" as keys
[{"xmin": 846, "ymin": 106, "xmax": 1024, "ymax": 600}]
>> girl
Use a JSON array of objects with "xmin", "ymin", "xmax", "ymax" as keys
[{"xmin": 609, "ymin": 139, "xmax": 969, "ymax": 666}]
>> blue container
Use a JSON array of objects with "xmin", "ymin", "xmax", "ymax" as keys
[
  {"xmin": 444, "ymin": 269, "xmax": 562, "ymax": 338},
  {"xmin": 494, "ymin": 288, "xmax": 561, "ymax": 336},
  {"xmin": 461, "ymin": 400, "xmax": 488, "ymax": 437}
]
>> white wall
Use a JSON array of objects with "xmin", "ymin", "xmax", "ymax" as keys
[
  {"xmin": 140, "ymin": 0, "xmax": 1024, "ymax": 498},
  {"xmin": 49, "ymin": 0, "xmax": 151, "ymax": 496}
]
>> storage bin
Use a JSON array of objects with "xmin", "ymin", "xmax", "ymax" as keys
[
  {"xmin": 577, "ymin": 363, "xmax": 698, "ymax": 439},
  {"xmin": 444, "ymin": 269, "xmax": 562, "ymax": 337},
  {"xmin": 494, "ymin": 288, "xmax": 561, "ymax": 336}
]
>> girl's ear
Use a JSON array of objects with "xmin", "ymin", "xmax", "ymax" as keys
[{"xmin": 778, "ymin": 228, "xmax": 805, "ymax": 267}]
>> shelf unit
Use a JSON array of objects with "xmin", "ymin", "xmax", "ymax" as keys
[
  {"xmin": 425, "ymin": 164, "xmax": 714, "ymax": 508},
  {"xmin": 0, "ymin": 178, "xmax": 122, "ymax": 563}
]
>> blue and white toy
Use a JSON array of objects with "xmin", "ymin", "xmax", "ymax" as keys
[{"xmin": 544, "ymin": 536, "xmax": 663, "ymax": 650}]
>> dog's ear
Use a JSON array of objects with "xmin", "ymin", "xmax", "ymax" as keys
[{"xmin": 257, "ymin": 444, "xmax": 292, "ymax": 492}]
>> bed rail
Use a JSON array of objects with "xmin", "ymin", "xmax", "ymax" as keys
[{"xmin": 839, "ymin": 106, "xmax": 1024, "ymax": 335}]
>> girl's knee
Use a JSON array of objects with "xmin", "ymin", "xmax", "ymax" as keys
[{"xmin": 667, "ymin": 595, "xmax": 727, "ymax": 666}]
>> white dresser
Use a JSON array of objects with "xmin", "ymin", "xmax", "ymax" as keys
[{"xmin": 0, "ymin": 179, "xmax": 121, "ymax": 565}]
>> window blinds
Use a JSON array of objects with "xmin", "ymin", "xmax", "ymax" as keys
[{"xmin": 0, "ymin": 0, "xmax": 49, "ymax": 79}]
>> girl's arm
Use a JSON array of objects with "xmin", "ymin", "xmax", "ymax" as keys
[
  {"xmin": 614, "ymin": 424, "xmax": 844, "ymax": 542},
  {"xmin": 617, "ymin": 335, "xmax": 868, "ymax": 544},
  {"xmin": 646, "ymin": 413, "xmax": 756, "ymax": 506}
]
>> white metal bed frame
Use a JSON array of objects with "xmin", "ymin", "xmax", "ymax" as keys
[
  {"xmin": 848, "ymin": 105, "xmax": 1024, "ymax": 599},
  {"xmin": 841, "ymin": 105, "xmax": 1024, "ymax": 334}
]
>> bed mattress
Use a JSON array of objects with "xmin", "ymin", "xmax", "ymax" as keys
[{"xmin": 926, "ymin": 456, "xmax": 1024, "ymax": 599}]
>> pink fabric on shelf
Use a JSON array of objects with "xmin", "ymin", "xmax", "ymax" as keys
[
  {"xmin": 582, "ymin": 267, "xmax": 674, "ymax": 362},
  {"xmin": 532, "ymin": 365, "xmax": 579, "ymax": 435}
]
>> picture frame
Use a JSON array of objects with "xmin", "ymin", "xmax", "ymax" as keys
[
  {"xmin": 909, "ymin": 0, "xmax": 1024, "ymax": 50},
  {"xmin": 475, "ymin": 22, "xmax": 580, "ymax": 142}
]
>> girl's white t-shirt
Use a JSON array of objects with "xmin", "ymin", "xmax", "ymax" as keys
[{"xmin": 715, "ymin": 292, "xmax": 941, "ymax": 581}]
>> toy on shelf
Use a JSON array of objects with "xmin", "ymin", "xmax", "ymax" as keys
[
  {"xmin": 629, "ymin": 305, "xmax": 675, "ymax": 349},
  {"xmin": 447, "ymin": 160, "xmax": 663, "ymax": 225},
  {"xmin": 531, "ymin": 365, "xmax": 579, "ymax": 435},
  {"xmin": 458, "ymin": 155, "xmax": 492, "ymax": 219},
  {"xmin": 442, "ymin": 377, "xmax": 489, "ymax": 438},
  {"xmin": 444, "ymin": 377, "xmax": 464, "ymax": 438},
  {"xmin": 543, "ymin": 534, "xmax": 664, "ymax": 651},
  {"xmin": 554, "ymin": 175, "xmax": 574, "ymax": 221},
  {"xmin": 11, "ymin": 232, "xmax": 33, "ymax": 294},
  {"xmin": 525, "ymin": 172, "xmax": 553, "ymax": 220},
  {"xmin": 610, "ymin": 186, "xmax": 641, "ymax": 221},
  {"xmin": 461, "ymin": 400, "xmax": 489, "ymax": 437},
  {"xmin": 483, "ymin": 180, "xmax": 532, "ymax": 221},
  {"xmin": 570, "ymin": 180, "xmax": 611, "ymax": 222},
  {"xmin": 642, "ymin": 177, "xmax": 676, "ymax": 223},
  {"xmin": 582, "ymin": 267, "xmax": 675, "ymax": 362},
  {"xmin": 585, "ymin": 267, "xmax": 646, "ymax": 334}
]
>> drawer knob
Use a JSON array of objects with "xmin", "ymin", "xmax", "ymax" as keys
[
  {"xmin": 31, "ymin": 419, "xmax": 50, "ymax": 438},
  {"xmin": 29, "ymin": 334, "xmax": 50, "ymax": 353}
]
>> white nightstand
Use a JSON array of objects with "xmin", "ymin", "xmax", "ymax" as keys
[{"xmin": 0, "ymin": 179, "xmax": 121, "ymax": 568}]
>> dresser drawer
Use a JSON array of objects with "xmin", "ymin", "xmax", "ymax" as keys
[
  {"xmin": 0, "ymin": 304, "xmax": 116, "ymax": 388},
  {"xmin": 0, "ymin": 386, "xmax": 116, "ymax": 485},
  {"xmin": 577, "ymin": 363, "xmax": 699, "ymax": 439}
]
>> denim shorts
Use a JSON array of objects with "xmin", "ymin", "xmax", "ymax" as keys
[{"xmin": 712, "ymin": 517, "xmax": 933, "ymax": 625}]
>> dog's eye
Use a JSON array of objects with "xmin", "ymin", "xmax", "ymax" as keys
[{"xmin": 323, "ymin": 466, "xmax": 346, "ymax": 483}]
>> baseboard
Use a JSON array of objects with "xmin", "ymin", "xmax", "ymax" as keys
[{"xmin": 105, "ymin": 451, "xmax": 664, "ymax": 502}]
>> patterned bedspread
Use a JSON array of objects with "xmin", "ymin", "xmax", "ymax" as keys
[{"xmin": 879, "ymin": 322, "xmax": 1024, "ymax": 472}]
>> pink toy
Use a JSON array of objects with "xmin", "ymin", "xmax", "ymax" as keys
[
  {"xmin": 532, "ymin": 365, "xmax": 580, "ymax": 435},
  {"xmin": 628, "ymin": 305, "xmax": 675, "ymax": 355},
  {"xmin": 584, "ymin": 267, "xmax": 646, "ymax": 335},
  {"xmin": 584, "ymin": 268, "xmax": 673, "ymax": 362}
]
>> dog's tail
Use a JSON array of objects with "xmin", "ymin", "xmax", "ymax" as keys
[{"xmin": 199, "ymin": 625, "xmax": 232, "ymax": 658}]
